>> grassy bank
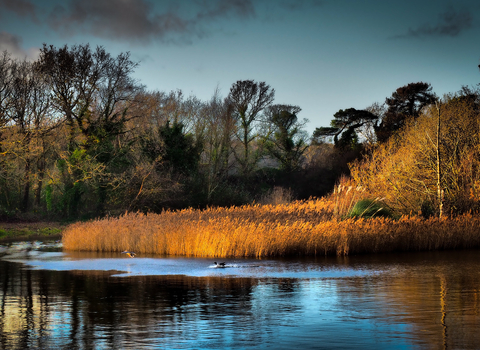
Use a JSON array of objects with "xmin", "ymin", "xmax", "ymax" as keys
[
  {"xmin": 0, "ymin": 222, "xmax": 64, "ymax": 242},
  {"xmin": 62, "ymin": 199, "xmax": 480, "ymax": 257}
]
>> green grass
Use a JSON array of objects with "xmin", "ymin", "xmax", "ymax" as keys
[{"xmin": 0, "ymin": 224, "xmax": 63, "ymax": 242}]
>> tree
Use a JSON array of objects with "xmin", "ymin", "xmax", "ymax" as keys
[
  {"xmin": 350, "ymin": 88, "xmax": 480, "ymax": 215},
  {"xmin": 0, "ymin": 54, "xmax": 59, "ymax": 214},
  {"xmin": 376, "ymin": 82, "xmax": 437, "ymax": 143},
  {"xmin": 227, "ymin": 80, "xmax": 275, "ymax": 176},
  {"xmin": 313, "ymin": 108, "xmax": 378, "ymax": 150},
  {"xmin": 38, "ymin": 44, "xmax": 102, "ymax": 150},
  {"xmin": 0, "ymin": 51, "xmax": 14, "ymax": 129},
  {"xmin": 38, "ymin": 44, "xmax": 141, "ymax": 148},
  {"xmin": 198, "ymin": 89, "xmax": 237, "ymax": 203},
  {"xmin": 7, "ymin": 59, "xmax": 54, "ymax": 212},
  {"xmin": 37, "ymin": 44, "xmax": 141, "ymax": 217},
  {"xmin": 435, "ymin": 103, "xmax": 443, "ymax": 218},
  {"xmin": 134, "ymin": 119, "xmax": 202, "ymax": 210},
  {"xmin": 263, "ymin": 104, "xmax": 308, "ymax": 172},
  {"xmin": 158, "ymin": 120, "xmax": 202, "ymax": 176},
  {"xmin": 0, "ymin": 52, "xmax": 14, "ymax": 211},
  {"xmin": 140, "ymin": 118, "xmax": 201, "ymax": 179}
]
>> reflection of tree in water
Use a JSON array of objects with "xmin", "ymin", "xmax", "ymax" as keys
[
  {"xmin": 0, "ymin": 262, "xmax": 280, "ymax": 348},
  {"xmin": 333, "ymin": 250, "xmax": 480, "ymax": 349},
  {"xmin": 1, "ymin": 252, "xmax": 480, "ymax": 349}
]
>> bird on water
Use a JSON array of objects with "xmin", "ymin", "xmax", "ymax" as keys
[
  {"xmin": 122, "ymin": 250, "xmax": 136, "ymax": 258},
  {"xmin": 214, "ymin": 262, "xmax": 226, "ymax": 267}
]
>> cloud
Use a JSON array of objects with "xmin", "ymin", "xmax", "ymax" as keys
[
  {"xmin": 0, "ymin": 31, "xmax": 40, "ymax": 60},
  {"xmin": 0, "ymin": 0, "xmax": 37, "ymax": 21},
  {"xmin": 394, "ymin": 6, "xmax": 473, "ymax": 38},
  {"xmin": 47, "ymin": 0, "xmax": 256, "ymax": 44}
]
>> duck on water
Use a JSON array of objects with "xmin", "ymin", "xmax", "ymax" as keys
[{"xmin": 214, "ymin": 262, "xmax": 226, "ymax": 268}]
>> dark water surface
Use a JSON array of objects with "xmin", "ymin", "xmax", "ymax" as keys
[{"xmin": 1, "ymin": 241, "xmax": 480, "ymax": 349}]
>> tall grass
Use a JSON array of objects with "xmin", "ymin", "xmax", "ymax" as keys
[
  {"xmin": 331, "ymin": 175, "xmax": 367, "ymax": 218},
  {"xmin": 62, "ymin": 197, "xmax": 480, "ymax": 258}
]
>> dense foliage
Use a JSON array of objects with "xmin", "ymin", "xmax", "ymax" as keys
[
  {"xmin": 1, "ymin": 44, "xmax": 479, "ymax": 221},
  {"xmin": 0, "ymin": 46, "xmax": 327, "ymax": 219},
  {"xmin": 350, "ymin": 88, "xmax": 480, "ymax": 216}
]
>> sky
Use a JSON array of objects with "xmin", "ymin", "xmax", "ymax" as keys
[{"xmin": 1, "ymin": 0, "xmax": 479, "ymax": 134}]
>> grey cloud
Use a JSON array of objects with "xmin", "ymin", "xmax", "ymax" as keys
[
  {"xmin": 395, "ymin": 7, "xmax": 473, "ymax": 38},
  {"xmin": 47, "ymin": 0, "xmax": 255, "ymax": 44},
  {"xmin": 0, "ymin": 0, "xmax": 37, "ymax": 21},
  {"xmin": 0, "ymin": 31, "xmax": 40, "ymax": 60},
  {"xmin": 48, "ymin": 0, "xmax": 188, "ymax": 43}
]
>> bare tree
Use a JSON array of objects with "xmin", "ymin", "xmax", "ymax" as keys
[
  {"xmin": 37, "ymin": 44, "xmax": 142, "ymax": 216},
  {"xmin": 38, "ymin": 44, "xmax": 141, "ymax": 147},
  {"xmin": 200, "ymin": 89, "xmax": 237, "ymax": 201},
  {"xmin": 37, "ymin": 44, "xmax": 105, "ymax": 150},
  {"xmin": 435, "ymin": 103, "xmax": 443, "ymax": 218},
  {"xmin": 8, "ymin": 59, "xmax": 54, "ymax": 211},
  {"xmin": 228, "ymin": 80, "xmax": 275, "ymax": 176},
  {"xmin": 0, "ymin": 51, "xmax": 14, "ymax": 129},
  {"xmin": 0, "ymin": 52, "xmax": 15, "ymax": 209}
]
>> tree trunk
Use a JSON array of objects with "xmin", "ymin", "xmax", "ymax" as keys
[
  {"xmin": 21, "ymin": 158, "xmax": 31, "ymax": 212},
  {"xmin": 35, "ymin": 154, "xmax": 45, "ymax": 207},
  {"xmin": 436, "ymin": 104, "xmax": 443, "ymax": 218},
  {"xmin": 243, "ymin": 121, "xmax": 249, "ymax": 176}
]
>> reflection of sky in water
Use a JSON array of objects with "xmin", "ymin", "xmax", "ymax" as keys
[
  {"xmin": 0, "ymin": 241, "xmax": 404, "ymax": 349},
  {"xmin": 249, "ymin": 280, "xmax": 412, "ymax": 350},
  {"xmin": 2, "ymin": 241, "xmax": 479, "ymax": 349},
  {"xmin": 2, "ymin": 241, "xmax": 378, "ymax": 279}
]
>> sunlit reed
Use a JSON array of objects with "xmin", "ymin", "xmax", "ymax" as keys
[{"xmin": 62, "ymin": 198, "xmax": 480, "ymax": 258}]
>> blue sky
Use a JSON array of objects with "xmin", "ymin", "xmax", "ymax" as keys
[{"xmin": 1, "ymin": 0, "xmax": 479, "ymax": 134}]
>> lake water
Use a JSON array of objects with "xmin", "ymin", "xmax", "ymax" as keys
[{"xmin": 1, "ymin": 241, "xmax": 480, "ymax": 349}]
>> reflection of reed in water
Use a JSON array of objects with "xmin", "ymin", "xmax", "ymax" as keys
[
  {"xmin": 333, "ymin": 252, "xmax": 480, "ymax": 350},
  {"xmin": 0, "ymin": 260, "xmax": 263, "ymax": 348},
  {"xmin": 440, "ymin": 275, "xmax": 448, "ymax": 350},
  {"xmin": 1, "ymin": 252, "xmax": 480, "ymax": 349}
]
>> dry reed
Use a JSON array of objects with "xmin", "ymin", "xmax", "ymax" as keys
[{"xmin": 62, "ymin": 198, "xmax": 480, "ymax": 258}]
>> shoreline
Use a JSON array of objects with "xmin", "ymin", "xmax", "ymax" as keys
[{"xmin": 0, "ymin": 221, "xmax": 64, "ymax": 243}]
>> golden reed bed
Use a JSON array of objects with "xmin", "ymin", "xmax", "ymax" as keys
[{"xmin": 62, "ymin": 199, "xmax": 480, "ymax": 257}]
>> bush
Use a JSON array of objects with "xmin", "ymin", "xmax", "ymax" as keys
[{"xmin": 348, "ymin": 199, "xmax": 393, "ymax": 219}]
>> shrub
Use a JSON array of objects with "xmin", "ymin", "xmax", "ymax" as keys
[{"xmin": 348, "ymin": 199, "xmax": 392, "ymax": 219}]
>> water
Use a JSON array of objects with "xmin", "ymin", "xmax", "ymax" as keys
[{"xmin": 1, "ymin": 241, "xmax": 480, "ymax": 349}]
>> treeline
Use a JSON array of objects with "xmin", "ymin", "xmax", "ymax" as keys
[
  {"xmin": 2, "ymin": 44, "xmax": 478, "ymax": 220},
  {"xmin": 0, "ymin": 44, "xmax": 352, "ymax": 220}
]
